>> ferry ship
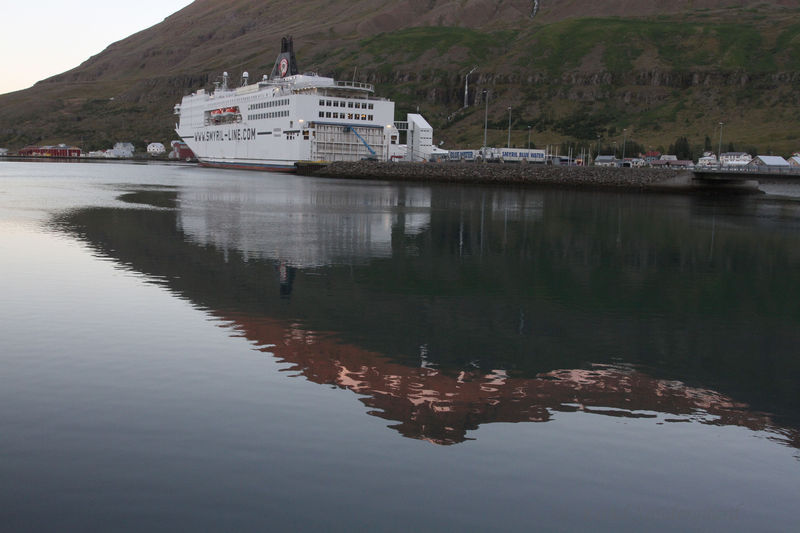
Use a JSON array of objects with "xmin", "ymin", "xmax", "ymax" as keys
[{"xmin": 174, "ymin": 37, "xmax": 434, "ymax": 172}]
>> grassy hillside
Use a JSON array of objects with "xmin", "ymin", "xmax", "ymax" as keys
[{"xmin": 1, "ymin": 0, "xmax": 800, "ymax": 155}]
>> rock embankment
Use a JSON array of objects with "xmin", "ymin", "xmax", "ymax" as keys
[{"xmin": 308, "ymin": 161, "xmax": 689, "ymax": 191}]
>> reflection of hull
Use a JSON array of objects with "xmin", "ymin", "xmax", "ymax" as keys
[
  {"xmin": 223, "ymin": 312, "xmax": 799, "ymax": 447},
  {"xmin": 177, "ymin": 183, "xmax": 431, "ymax": 269}
]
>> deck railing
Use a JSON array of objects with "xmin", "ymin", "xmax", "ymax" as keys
[{"xmin": 335, "ymin": 81, "xmax": 374, "ymax": 92}]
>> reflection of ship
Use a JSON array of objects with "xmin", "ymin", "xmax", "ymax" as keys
[
  {"xmin": 176, "ymin": 182, "xmax": 433, "ymax": 268},
  {"xmin": 223, "ymin": 313, "xmax": 799, "ymax": 447}
]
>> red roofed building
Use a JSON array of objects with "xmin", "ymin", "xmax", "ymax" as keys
[{"xmin": 18, "ymin": 144, "xmax": 81, "ymax": 157}]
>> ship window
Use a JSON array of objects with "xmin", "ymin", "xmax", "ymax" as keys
[
  {"xmin": 326, "ymin": 100, "xmax": 331, "ymax": 106},
  {"xmin": 361, "ymin": 114, "xmax": 367, "ymax": 120},
  {"xmin": 326, "ymin": 112, "xmax": 331, "ymax": 118},
  {"xmin": 368, "ymin": 104, "xmax": 374, "ymax": 109},
  {"xmin": 347, "ymin": 113, "xmax": 353, "ymax": 119},
  {"xmin": 368, "ymin": 115, "xmax": 373, "ymax": 120},
  {"xmin": 333, "ymin": 101, "xmax": 339, "ymax": 107},
  {"xmin": 319, "ymin": 111, "xmax": 324, "ymax": 118},
  {"xmin": 348, "ymin": 102, "xmax": 353, "ymax": 108},
  {"xmin": 319, "ymin": 99, "xmax": 324, "ymax": 105},
  {"xmin": 354, "ymin": 114, "xmax": 359, "ymax": 120}
]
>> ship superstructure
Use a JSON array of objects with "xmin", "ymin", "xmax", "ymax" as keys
[{"xmin": 175, "ymin": 37, "xmax": 432, "ymax": 171}]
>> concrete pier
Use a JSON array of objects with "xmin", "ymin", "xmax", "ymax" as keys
[{"xmin": 302, "ymin": 161, "xmax": 758, "ymax": 193}]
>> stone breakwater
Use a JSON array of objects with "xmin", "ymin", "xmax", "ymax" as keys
[{"xmin": 308, "ymin": 161, "xmax": 693, "ymax": 191}]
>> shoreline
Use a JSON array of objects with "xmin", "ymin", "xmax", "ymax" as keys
[{"xmin": 0, "ymin": 155, "xmax": 195, "ymax": 164}]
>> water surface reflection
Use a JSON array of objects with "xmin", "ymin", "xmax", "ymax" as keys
[{"xmin": 55, "ymin": 181, "xmax": 800, "ymax": 449}]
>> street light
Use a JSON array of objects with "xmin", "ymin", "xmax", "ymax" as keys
[
  {"xmin": 718, "ymin": 121, "xmax": 724, "ymax": 161},
  {"xmin": 483, "ymin": 90, "xmax": 489, "ymax": 149},
  {"xmin": 507, "ymin": 107, "xmax": 512, "ymax": 148},
  {"xmin": 622, "ymin": 128, "xmax": 627, "ymax": 162},
  {"xmin": 464, "ymin": 66, "xmax": 477, "ymax": 109},
  {"xmin": 527, "ymin": 126, "xmax": 532, "ymax": 149}
]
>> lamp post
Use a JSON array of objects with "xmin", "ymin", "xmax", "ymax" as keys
[
  {"xmin": 718, "ymin": 121, "xmax": 724, "ymax": 161},
  {"xmin": 507, "ymin": 107, "xmax": 512, "ymax": 148},
  {"xmin": 483, "ymin": 90, "xmax": 489, "ymax": 149},
  {"xmin": 527, "ymin": 126, "xmax": 532, "ymax": 149},
  {"xmin": 464, "ymin": 66, "xmax": 477, "ymax": 109},
  {"xmin": 622, "ymin": 128, "xmax": 627, "ymax": 162}
]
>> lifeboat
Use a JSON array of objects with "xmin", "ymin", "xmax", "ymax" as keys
[{"xmin": 210, "ymin": 109, "xmax": 223, "ymax": 123}]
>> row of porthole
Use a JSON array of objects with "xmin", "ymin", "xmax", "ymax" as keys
[
  {"xmin": 319, "ymin": 99, "xmax": 374, "ymax": 110},
  {"xmin": 319, "ymin": 111, "xmax": 374, "ymax": 120},
  {"xmin": 250, "ymin": 98, "xmax": 289, "ymax": 110},
  {"xmin": 247, "ymin": 110, "xmax": 289, "ymax": 120}
]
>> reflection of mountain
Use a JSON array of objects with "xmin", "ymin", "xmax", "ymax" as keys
[
  {"xmin": 227, "ymin": 312, "xmax": 799, "ymax": 447},
  {"xmin": 53, "ymin": 185, "xmax": 800, "ymax": 446}
]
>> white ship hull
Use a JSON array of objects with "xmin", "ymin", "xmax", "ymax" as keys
[{"xmin": 176, "ymin": 87, "xmax": 398, "ymax": 172}]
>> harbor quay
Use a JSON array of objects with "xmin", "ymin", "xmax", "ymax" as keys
[{"xmin": 304, "ymin": 161, "xmax": 753, "ymax": 192}]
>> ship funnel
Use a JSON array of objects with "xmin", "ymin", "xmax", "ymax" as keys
[{"xmin": 270, "ymin": 36, "xmax": 299, "ymax": 79}]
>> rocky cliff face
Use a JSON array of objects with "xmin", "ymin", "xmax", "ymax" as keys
[{"xmin": 2, "ymin": 0, "xmax": 799, "ymax": 152}]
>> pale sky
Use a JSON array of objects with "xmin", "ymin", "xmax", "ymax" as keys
[{"xmin": 0, "ymin": 0, "xmax": 195, "ymax": 95}]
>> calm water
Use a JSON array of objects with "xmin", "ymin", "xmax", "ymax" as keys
[{"xmin": 1, "ymin": 161, "xmax": 799, "ymax": 531}]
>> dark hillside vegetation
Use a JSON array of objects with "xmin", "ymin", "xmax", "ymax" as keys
[{"xmin": 1, "ymin": 0, "xmax": 799, "ymax": 154}]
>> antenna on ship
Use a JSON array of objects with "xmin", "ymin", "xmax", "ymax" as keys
[{"xmin": 241, "ymin": 71, "xmax": 249, "ymax": 87}]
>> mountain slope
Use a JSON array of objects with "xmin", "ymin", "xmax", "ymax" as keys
[{"xmin": 1, "ymin": 0, "xmax": 800, "ymax": 154}]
